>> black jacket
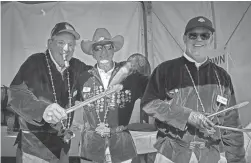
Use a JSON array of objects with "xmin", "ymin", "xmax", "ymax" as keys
[
  {"xmin": 77, "ymin": 62, "xmax": 148, "ymax": 163},
  {"xmin": 141, "ymin": 56, "xmax": 246, "ymax": 163},
  {"xmin": 8, "ymin": 50, "xmax": 91, "ymax": 161}
]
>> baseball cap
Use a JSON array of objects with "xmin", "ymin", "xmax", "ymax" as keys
[
  {"xmin": 184, "ymin": 16, "xmax": 215, "ymax": 34},
  {"xmin": 51, "ymin": 22, "xmax": 80, "ymax": 40}
]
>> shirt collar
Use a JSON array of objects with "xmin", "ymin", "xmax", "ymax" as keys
[
  {"xmin": 183, "ymin": 52, "xmax": 208, "ymax": 68},
  {"xmin": 48, "ymin": 50, "xmax": 66, "ymax": 73},
  {"xmin": 97, "ymin": 62, "xmax": 115, "ymax": 74}
]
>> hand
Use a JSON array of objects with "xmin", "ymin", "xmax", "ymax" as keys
[
  {"xmin": 188, "ymin": 111, "xmax": 215, "ymax": 133},
  {"xmin": 43, "ymin": 103, "xmax": 67, "ymax": 124},
  {"xmin": 6, "ymin": 115, "xmax": 16, "ymax": 135},
  {"xmin": 199, "ymin": 127, "xmax": 216, "ymax": 137}
]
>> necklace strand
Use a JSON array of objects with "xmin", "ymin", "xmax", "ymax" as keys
[
  {"xmin": 185, "ymin": 64, "xmax": 206, "ymax": 112},
  {"xmin": 93, "ymin": 77, "xmax": 109, "ymax": 125},
  {"xmin": 45, "ymin": 53, "xmax": 71, "ymax": 129},
  {"xmin": 213, "ymin": 69, "xmax": 223, "ymax": 95},
  {"xmin": 185, "ymin": 64, "xmax": 224, "ymax": 159},
  {"xmin": 185, "ymin": 64, "xmax": 204, "ymax": 160}
]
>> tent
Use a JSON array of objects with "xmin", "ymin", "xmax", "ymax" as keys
[{"xmin": 1, "ymin": 1, "xmax": 251, "ymax": 162}]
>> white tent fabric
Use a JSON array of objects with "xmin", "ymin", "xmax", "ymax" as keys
[
  {"xmin": 1, "ymin": 1, "xmax": 145, "ymax": 86},
  {"xmin": 151, "ymin": 1, "xmax": 251, "ymax": 127}
]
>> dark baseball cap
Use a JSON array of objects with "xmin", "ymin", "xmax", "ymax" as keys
[
  {"xmin": 184, "ymin": 16, "xmax": 215, "ymax": 34},
  {"xmin": 51, "ymin": 22, "xmax": 80, "ymax": 40}
]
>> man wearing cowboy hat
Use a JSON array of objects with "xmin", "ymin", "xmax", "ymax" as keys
[{"xmin": 77, "ymin": 28, "xmax": 151, "ymax": 163}]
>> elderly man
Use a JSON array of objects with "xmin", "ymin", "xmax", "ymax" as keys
[
  {"xmin": 7, "ymin": 22, "xmax": 91, "ymax": 163},
  {"xmin": 141, "ymin": 16, "xmax": 246, "ymax": 163},
  {"xmin": 78, "ymin": 28, "xmax": 151, "ymax": 163}
]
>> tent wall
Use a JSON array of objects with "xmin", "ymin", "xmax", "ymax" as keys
[{"xmin": 1, "ymin": 1, "xmax": 145, "ymax": 86}]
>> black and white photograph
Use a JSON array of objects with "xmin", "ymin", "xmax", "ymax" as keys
[{"xmin": 1, "ymin": 1, "xmax": 251, "ymax": 163}]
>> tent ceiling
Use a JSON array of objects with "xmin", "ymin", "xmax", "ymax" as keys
[{"xmin": 1, "ymin": 1, "xmax": 55, "ymax": 5}]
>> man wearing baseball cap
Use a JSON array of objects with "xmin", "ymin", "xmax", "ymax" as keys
[
  {"xmin": 7, "ymin": 22, "xmax": 91, "ymax": 163},
  {"xmin": 141, "ymin": 16, "xmax": 246, "ymax": 163}
]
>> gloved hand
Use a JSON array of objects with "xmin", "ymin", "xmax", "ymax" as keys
[
  {"xmin": 43, "ymin": 103, "xmax": 67, "ymax": 124},
  {"xmin": 188, "ymin": 111, "xmax": 216, "ymax": 135}
]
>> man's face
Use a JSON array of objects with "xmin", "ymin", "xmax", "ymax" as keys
[
  {"xmin": 183, "ymin": 27, "xmax": 213, "ymax": 61},
  {"xmin": 92, "ymin": 43, "xmax": 115, "ymax": 64},
  {"xmin": 48, "ymin": 32, "xmax": 76, "ymax": 67}
]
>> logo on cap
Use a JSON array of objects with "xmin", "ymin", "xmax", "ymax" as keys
[
  {"xmin": 198, "ymin": 18, "xmax": 205, "ymax": 22},
  {"xmin": 65, "ymin": 24, "xmax": 73, "ymax": 30},
  {"xmin": 97, "ymin": 37, "xmax": 105, "ymax": 42}
]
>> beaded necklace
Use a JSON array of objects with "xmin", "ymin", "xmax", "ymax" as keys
[
  {"xmin": 185, "ymin": 64, "xmax": 223, "ymax": 159},
  {"xmin": 93, "ymin": 78, "xmax": 109, "ymax": 123},
  {"xmin": 45, "ymin": 53, "xmax": 71, "ymax": 129},
  {"xmin": 185, "ymin": 64, "xmax": 223, "ymax": 113},
  {"xmin": 93, "ymin": 76, "xmax": 111, "ymax": 137},
  {"xmin": 185, "ymin": 64, "xmax": 206, "ymax": 112}
]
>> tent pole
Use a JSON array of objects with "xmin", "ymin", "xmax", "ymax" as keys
[
  {"xmin": 224, "ymin": 2, "xmax": 251, "ymax": 73},
  {"xmin": 141, "ymin": 2, "xmax": 148, "ymax": 59},
  {"xmin": 141, "ymin": 1, "xmax": 154, "ymax": 124},
  {"xmin": 227, "ymin": 52, "xmax": 229, "ymax": 73},
  {"xmin": 141, "ymin": 2, "xmax": 147, "ymax": 58},
  {"xmin": 141, "ymin": 2, "xmax": 153, "ymax": 64},
  {"xmin": 210, "ymin": 1, "xmax": 217, "ymax": 49},
  {"xmin": 224, "ymin": 2, "xmax": 251, "ymax": 48}
]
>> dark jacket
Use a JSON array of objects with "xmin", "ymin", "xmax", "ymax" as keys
[
  {"xmin": 141, "ymin": 56, "xmax": 246, "ymax": 163},
  {"xmin": 77, "ymin": 62, "xmax": 148, "ymax": 163},
  {"xmin": 8, "ymin": 50, "xmax": 91, "ymax": 162}
]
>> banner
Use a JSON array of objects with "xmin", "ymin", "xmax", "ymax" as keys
[{"xmin": 208, "ymin": 48, "xmax": 228, "ymax": 71}]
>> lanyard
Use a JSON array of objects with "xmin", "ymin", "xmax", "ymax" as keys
[
  {"xmin": 185, "ymin": 64, "xmax": 223, "ymax": 113},
  {"xmin": 213, "ymin": 69, "xmax": 223, "ymax": 96},
  {"xmin": 185, "ymin": 64, "xmax": 206, "ymax": 112}
]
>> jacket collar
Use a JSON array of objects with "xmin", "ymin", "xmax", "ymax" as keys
[
  {"xmin": 96, "ymin": 62, "xmax": 115, "ymax": 74},
  {"xmin": 45, "ymin": 49, "xmax": 67, "ymax": 73},
  {"xmin": 183, "ymin": 53, "xmax": 210, "ymax": 68},
  {"xmin": 88, "ymin": 62, "xmax": 125, "ymax": 86}
]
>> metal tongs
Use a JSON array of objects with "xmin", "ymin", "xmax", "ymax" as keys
[{"xmin": 207, "ymin": 101, "xmax": 251, "ymax": 132}]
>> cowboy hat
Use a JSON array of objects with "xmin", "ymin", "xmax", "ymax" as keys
[{"xmin": 81, "ymin": 28, "xmax": 124, "ymax": 55}]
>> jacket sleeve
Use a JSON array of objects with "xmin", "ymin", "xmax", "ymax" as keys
[
  {"xmin": 8, "ymin": 56, "xmax": 50, "ymax": 126},
  {"xmin": 141, "ymin": 64, "xmax": 192, "ymax": 131},
  {"xmin": 75, "ymin": 62, "xmax": 92, "ymax": 101},
  {"xmin": 222, "ymin": 77, "xmax": 246, "ymax": 163},
  {"xmin": 136, "ymin": 73, "xmax": 149, "ymax": 99}
]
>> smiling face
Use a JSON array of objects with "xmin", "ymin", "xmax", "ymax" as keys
[
  {"xmin": 92, "ymin": 42, "xmax": 115, "ymax": 71},
  {"xmin": 48, "ymin": 32, "xmax": 76, "ymax": 67},
  {"xmin": 183, "ymin": 27, "xmax": 213, "ymax": 63}
]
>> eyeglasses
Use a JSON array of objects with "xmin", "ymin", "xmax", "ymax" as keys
[
  {"xmin": 93, "ymin": 43, "xmax": 114, "ymax": 52},
  {"xmin": 187, "ymin": 33, "xmax": 211, "ymax": 40},
  {"xmin": 53, "ymin": 40, "xmax": 75, "ymax": 51}
]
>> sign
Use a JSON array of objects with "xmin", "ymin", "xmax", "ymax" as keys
[{"xmin": 208, "ymin": 48, "xmax": 228, "ymax": 71}]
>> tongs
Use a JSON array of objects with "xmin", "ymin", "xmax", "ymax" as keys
[{"xmin": 207, "ymin": 101, "xmax": 251, "ymax": 132}]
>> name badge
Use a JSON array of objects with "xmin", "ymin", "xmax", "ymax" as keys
[
  {"xmin": 73, "ymin": 90, "xmax": 78, "ymax": 97},
  {"xmin": 82, "ymin": 87, "xmax": 91, "ymax": 92},
  {"xmin": 217, "ymin": 95, "xmax": 228, "ymax": 105}
]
